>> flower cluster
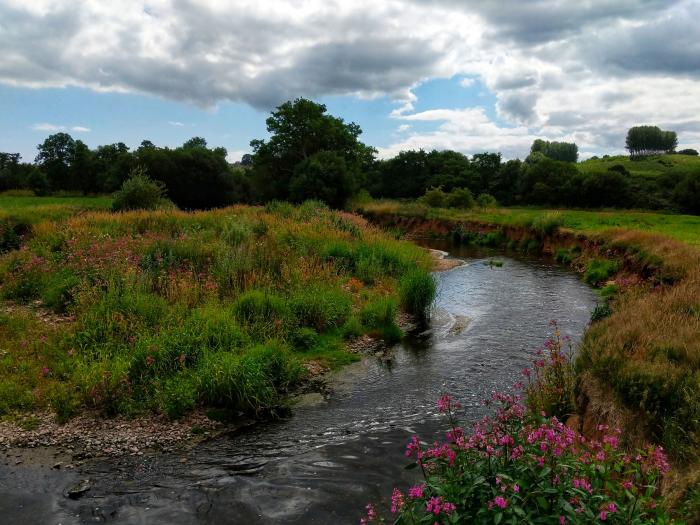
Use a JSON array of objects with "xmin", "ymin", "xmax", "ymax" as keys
[{"xmin": 363, "ymin": 391, "xmax": 670, "ymax": 524}]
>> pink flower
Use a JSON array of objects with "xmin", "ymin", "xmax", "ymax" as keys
[
  {"xmin": 442, "ymin": 501, "xmax": 456, "ymax": 514},
  {"xmin": 390, "ymin": 488, "xmax": 405, "ymax": 514},
  {"xmin": 559, "ymin": 517, "xmax": 566, "ymax": 524},
  {"xmin": 493, "ymin": 496, "xmax": 508, "ymax": 509},
  {"xmin": 599, "ymin": 510, "xmax": 607, "ymax": 521},
  {"xmin": 408, "ymin": 484, "xmax": 425, "ymax": 499},
  {"xmin": 426, "ymin": 497, "xmax": 442, "ymax": 515},
  {"xmin": 41, "ymin": 367, "xmax": 50, "ymax": 377},
  {"xmin": 607, "ymin": 503, "xmax": 617, "ymax": 513},
  {"xmin": 513, "ymin": 484, "xmax": 520, "ymax": 493}
]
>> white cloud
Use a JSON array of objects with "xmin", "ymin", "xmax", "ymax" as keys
[
  {"xmin": 5, "ymin": 1, "xmax": 700, "ymax": 157},
  {"xmin": 71, "ymin": 126, "xmax": 91, "ymax": 132},
  {"xmin": 397, "ymin": 124, "xmax": 411, "ymax": 133},
  {"xmin": 168, "ymin": 121, "xmax": 185, "ymax": 127},
  {"xmin": 31, "ymin": 123, "xmax": 66, "ymax": 132}
]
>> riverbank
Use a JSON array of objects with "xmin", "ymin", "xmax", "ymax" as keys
[
  {"xmin": 358, "ymin": 200, "xmax": 700, "ymax": 516},
  {"xmin": 0, "ymin": 201, "xmax": 435, "ymax": 445}
]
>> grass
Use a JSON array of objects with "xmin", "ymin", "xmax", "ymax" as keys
[
  {"xmin": 0, "ymin": 199, "xmax": 433, "ymax": 421},
  {"xmin": 359, "ymin": 200, "xmax": 700, "ymax": 247},
  {"xmin": 578, "ymin": 153, "xmax": 700, "ymax": 179}
]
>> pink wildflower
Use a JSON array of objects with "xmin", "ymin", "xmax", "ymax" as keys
[
  {"xmin": 426, "ymin": 497, "xmax": 442, "ymax": 515},
  {"xmin": 390, "ymin": 488, "xmax": 405, "ymax": 514},
  {"xmin": 493, "ymin": 496, "xmax": 508, "ymax": 509},
  {"xmin": 408, "ymin": 484, "xmax": 425, "ymax": 499}
]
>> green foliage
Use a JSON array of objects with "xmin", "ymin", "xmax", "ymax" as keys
[
  {"xmin": 476, "ymin": 193, "xmax": 498, "ymax": 207},
  {"xmin": 112, "ymin": 167, "xmax": 171, "ymax": 211},
  {"xmin": 250, "ymin": 98, "xmax": 374, "ymax": 206},
  {"xmin": 158, "ymin": 375, "xmax": 198, "ymax": 419},
  {"xmin": 0, "ymin": 379, "xmax": 35, "ymax": 416},
  {"xmin": 399, "ymin": 269, "xmax": 436, "ymax": 316},
  {"xmin": 590, "ymin": 301, "xmax": 613, "ymax": 322},
  {"xmin": 360, "ymin": 297, "xmax": 402, "ymax": 342},
  {"xmin": 530, "ymin": 138, "xmax": 579, "ymax": 162},
  {"xmin": 289, "ymin": 151, "xmax": 357, "ymax": 208},
  {"xmin": 289, "ymin": 285, "xmax": 351, "ymax": 331},
  {"xmin": 584, "ymin": 259, "xmax": 618, "ymax": 285},
  {"xmin": 420, "ymin": 186, "xmax": 448, "ymax": 208},
  {"xmin": 626, "ymin": 125, "xmax": 678, "ymax": 157},
  {"xmin": 446, "ymin": 187, "xmax": 476, "ymax": 209},
  {"xmin": 530, "ymin": 212, "xmax": 562, "ymax": 237},
  {"xmin": 673, "ymin": 172, "xmax": 700, "ymax": 214}
]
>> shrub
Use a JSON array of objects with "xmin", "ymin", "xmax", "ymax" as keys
[
  {"xmin": 678, "ymin": 149, "xmax": 698, "ymax": 156},
  {"xmin": 591, "ymin": 301, "xmax": 613, "ymax": 322},
  {"xmin": 554, "ymin": 248, "xmax": 573, "ymax": 265},
  {"xmin": 291, "ymin": 327, "xmax": 319, "ymax": 350},
  {"xmin": 445, "ymin": 187, "xmax": 475, "ymax": 209},
  {"xmin": 112, "ymin": 167, "xmax": 172, "ymax": 211},
  {"xmin": 476, "ymin": 193, "xmax": 498, "ymax": 208},
  {"xmin": 420, "ymin": 186, "xmax": 448, "ymax": 208},
  {"xmin": 366, "ymin": 392, "xmax": 671, "ymax": 524},
  {"xmin": 399, "ymin": 269, "xmax": 436, "ymax": 316}
]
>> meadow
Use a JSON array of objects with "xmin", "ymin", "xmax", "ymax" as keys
[
  {"xmin": 0, "ymin": 196, "xmax": 434, "ymax": 421},
  {"xmin": 578, "ymin": 153, "xmax": 700, "ymax": 179}
]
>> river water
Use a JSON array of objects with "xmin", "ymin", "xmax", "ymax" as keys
[{"xmin": 1, "ymin": 242, "xmax": 598, "ymax": 524}]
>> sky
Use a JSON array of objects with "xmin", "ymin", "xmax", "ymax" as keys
[{"xmin": 1, "ymin": 0, "xmax": 699, "ymax": 163}]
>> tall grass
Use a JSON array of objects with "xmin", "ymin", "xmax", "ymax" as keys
[{"xmin": 0, "ymin": 201, "xmax": 435, "ymax": 421}]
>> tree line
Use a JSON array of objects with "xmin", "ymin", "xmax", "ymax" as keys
[{"xmin": 1, "ymin": 99, "xmax": 699, "ymax": 214}]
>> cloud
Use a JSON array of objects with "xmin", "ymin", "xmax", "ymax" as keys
[
  {"xmin": 381, "ymin": 107, "xmax": 537, "ymax": 159},
  {"xmin": 31, "ymin": 123, "xmax": 90, "ymax": 133},
  {"xmin": 4, "ymin": 0, "xmax": 700, "ymax": 158},
  {"xmin": 32, "ymin": 123, "xmax": 66, "ymax": 132},
  {"xmin": 168, "ymin": 121, "xmax": 185, "ymax": 127}
]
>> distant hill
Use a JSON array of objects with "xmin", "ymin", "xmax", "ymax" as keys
[{"xmin": 579, "ymin": 153, "xmax": 700, "ymax": 179}]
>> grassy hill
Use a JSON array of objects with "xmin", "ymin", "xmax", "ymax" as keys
[{"xmin": 579, "ymin": 153, "xmax": 700, "ymax": 179}]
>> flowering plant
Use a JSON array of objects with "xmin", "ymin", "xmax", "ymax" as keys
[{"xmin": 363, "ymin": 392, "xmax": 671, "ymax": 524}]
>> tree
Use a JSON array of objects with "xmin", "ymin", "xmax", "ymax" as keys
[
  {"xmin": 183, "ymin": 137, "xmax": 207, "ymax": 149},
  {"xmin": 35, "ymin": 133, "xmax": 76, "ymax": 190},
  {"xmin": 289, "ymin": 151, "xmax": 356, "ymax": 208},
  {"xmin": 625, "ymin": 126, "xmax": 678, "ymax": 157},
  {"xmin": 530, "ymin": 139, "xmax": 578, "ymax": 163},
  {"xmin": 250, "ymin": 98, "xmax": 374, "ymax": 204},
  {"xmin": 673, "ymin": 172, "xmax": 700, "ymax": 214}
]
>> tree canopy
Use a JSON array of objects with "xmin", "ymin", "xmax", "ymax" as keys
[
  {"xmin": 626, "ymin": 126, "xmax": 678, "ymax": 157},
  {"xmin": 530, "ymin": 139, "xmax": 578, "ymax": 163}
]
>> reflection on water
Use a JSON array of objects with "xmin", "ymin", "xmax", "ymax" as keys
[{"xmin": 2, "ymin": 242, "xmax": 598, "ymax": 524}]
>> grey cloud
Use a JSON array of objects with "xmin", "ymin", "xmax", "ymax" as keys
[
  {"xmin": 491, "ymin": 74, "xmax": 538, "ymax": 90},
  {"xmin": 497, "ymin": 92, "xmax": 538, "ymax": 124}
]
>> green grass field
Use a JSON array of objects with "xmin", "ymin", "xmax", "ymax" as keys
[
  {"xmin": 578, "ymin": 153, "xmax": 700, "ymax": 179},
  {"xmin": 360, "ymin": 201, "xmax": 700, "ymax": 247},
  {"xmin": 0, "ymin": 193, "xmax": 112, "ymax": 223}
]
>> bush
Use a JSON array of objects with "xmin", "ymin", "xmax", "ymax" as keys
[
  {"xmin": 445, "ymin": 187, "xmax": 475, "ymax": 209},
  {"xmin": 476, "ymin": 193, "xmax": 498, "ymax": 208},
  {"xmin": 420, "ymin": 186, "xmax": 448, "ymax": 208},
  {"xmin": 112, "ymin": 167, "xmax": 172, "ymax": 211},
  {"xmin": 678, "ymin": 149, "xmax": 698, "ymax": 156},
  {"xmin": 291, "ymin": 327, "xmax": 319, "ymax": 350},
  {"xmin": 399, "ymin": 269, "xmax": 436, "ymax": 316}
]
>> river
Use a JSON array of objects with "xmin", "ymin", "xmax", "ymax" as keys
[{"xmin": 0, "ymin": 242, "xmax": 598, "ymax": 524}]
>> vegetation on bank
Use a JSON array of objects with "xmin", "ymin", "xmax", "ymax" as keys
[
  {"xmin": 358, "ymin": 199, "xmax": 700, "ymax": 519},
  {"xmin": 0, "ymin": 200, "xmax": 435, "ymax": 421}
]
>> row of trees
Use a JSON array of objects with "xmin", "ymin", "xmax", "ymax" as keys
[
  {"xmin": 1, "ymin": 99, "xmax": 698, "ymax": 214},
  {"xmin": 625, "ymin": 125, "xmax": 678, "ymax": 157}
]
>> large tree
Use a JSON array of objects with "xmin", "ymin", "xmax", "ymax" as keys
[
  {"xmin": 35, "ymin": 132, "xmax": 76, "ymax": 190},
  {"xmin": 249, "ymin": 98, "xmax": 375, "ymax": 206},
  {"xmin": 530, "ymin": 139, "xmax": 578, "ymax": 163}
]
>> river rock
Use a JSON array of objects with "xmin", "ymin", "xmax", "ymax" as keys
[{"xmin": 65, "ymin": 479, "xmax": 91, "ymax": 499}]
